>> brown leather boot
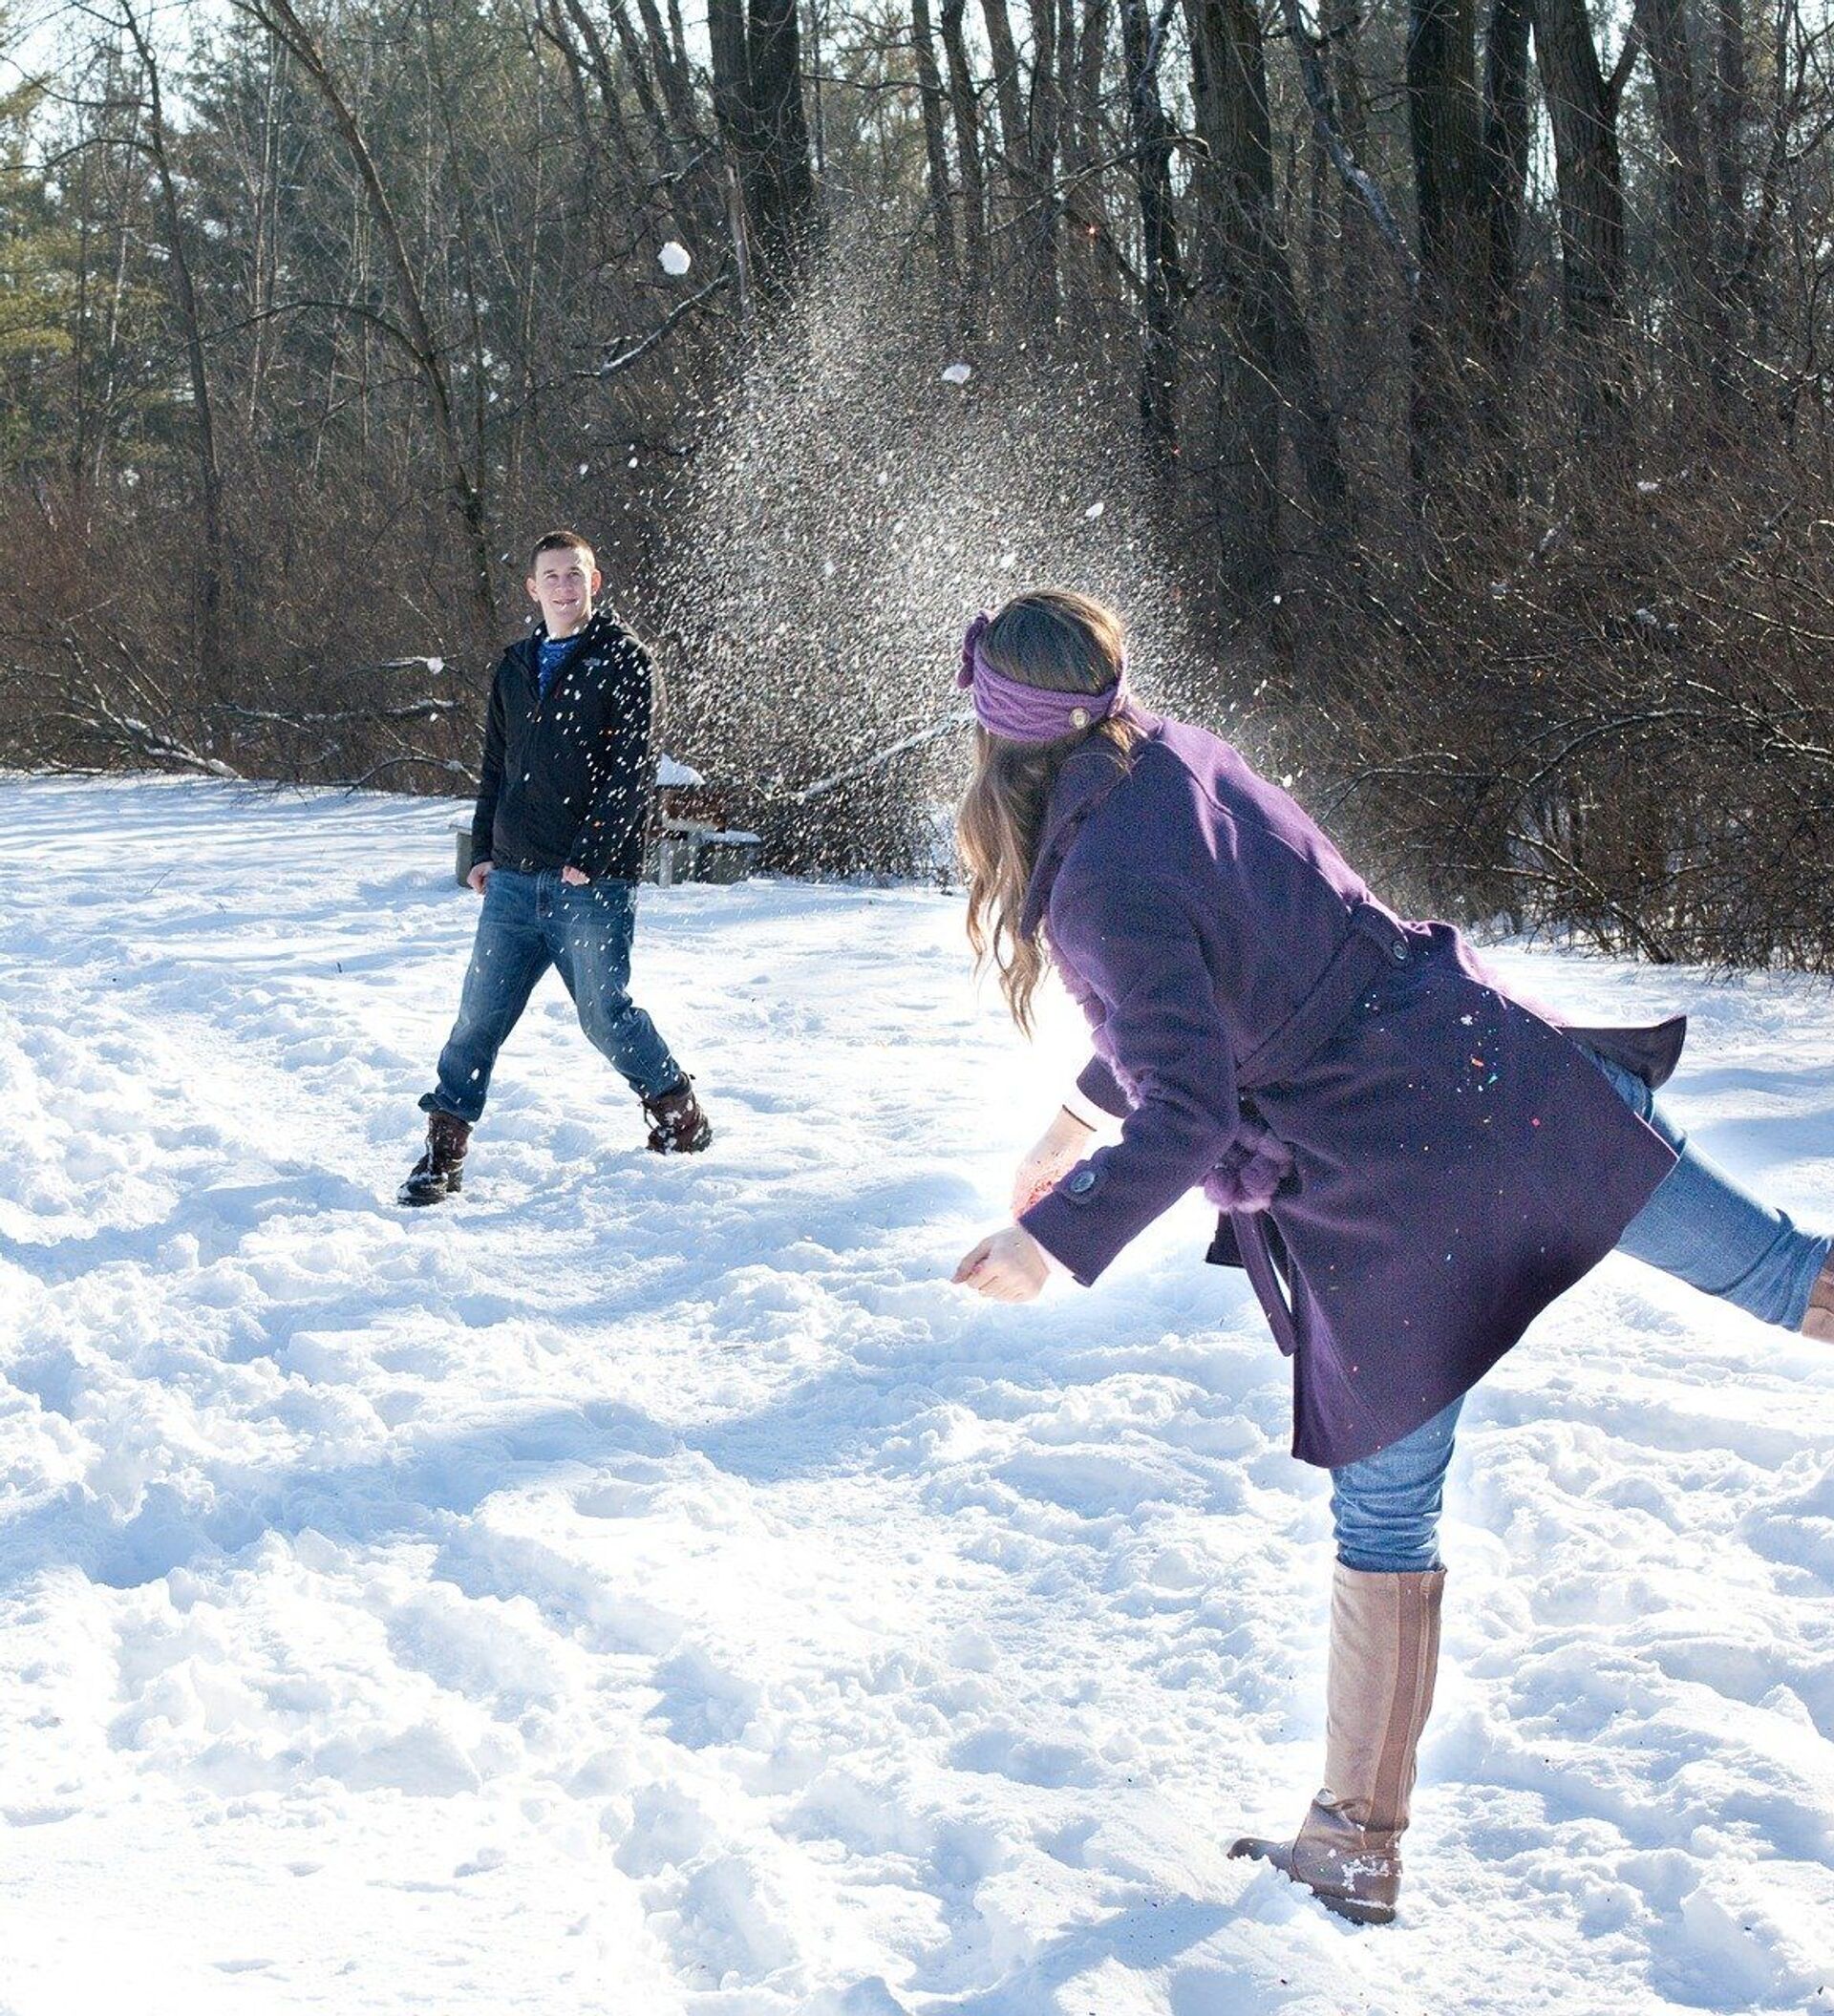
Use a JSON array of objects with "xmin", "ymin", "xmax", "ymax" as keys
[
  {"xmin": 1802, "ymin": 1258, "xmax": 1834, "ymax": 1341},
  {"xmin": 642, "ymin": 1076, "xmax": 712, "ymax": 1154},
  {"xmin": 1229, "ymin": 1563, "xmax": 1445, "ymax": 1925},
  {"xmin": 398, "ymin": 1111, "xmax": 471, "ymax": 1205}
]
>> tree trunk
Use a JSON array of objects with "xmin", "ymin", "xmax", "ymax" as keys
[
  {"xmin": 1635, "ymin": 0, "xmax": 1731, "ymax": 383},
  {"xmin": 1184, "ymin": 0, "xmax": 1349, "ymax": 605},
  {"xmin": 559, "ymin": 0, "xmax": 667, "ymax": 169},
  {"xmin": 1482, "ymin": 0, "xmax": 1532, "ymax": 479},
  {"xmin": 632, "ymin": 0, "xmax": 699, "ymax": 134},
  {"xmin": 245, "ymin": 28, "xmax": 286, "ymax": 433},
  {"xmin": 910, "ymin": 0, "xmax": 965, "ymax": 342},
  {"xmin": 746, "ymin": 0, "xmax": 819, "ymax": 286},
  {"xmin": 1407, "ymin": 0, "xmax": 1495, "ymax": 496},
  {"xmin": 938, "ymin": 0, "xmax": 989, "ymax": 336},
  {"xmin": 980, "ymin": 0, "xmax": 1028, "ymax": 180},
  {"xmin": 709, "ymin": 0, "xmax": 819, "ymax": 299},
  {"xmin": 1709, "ymin": 0, "xmax": 1747, "ymax": 268},
  {"xmin": 1325, "ymin": 0, "xmax": 1379, "ymax": 398},
  {"xmin": 1530, "ymin": 0, "xmax": 1634, "ymax": 456},
  {"xmin": 1025, "ymin": 0, "xmax": 1062, "ymax": 318},
  {"xmin": 541, "ymin": 0, "xmax": 644, "ymax": 195},
  {"xmin": 1058, "ymin": 0, "xmax": 1110, "ymax": 312},
  {"xmin": 1120, "ymin": 0, "xmax": 1184, "ymax": 453},
  {"xmin": 121, "ymin": 2, "xmax": 224, "ymax": 685},
  {"xmin": 708, "ymin": 0, "xmax": 757, "ymax": 286}
]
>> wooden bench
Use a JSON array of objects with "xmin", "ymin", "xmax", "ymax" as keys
[
  {"xmin": 450, "ymin": 757, "xmax": 759, "ymax": 886},
  {"xmin": 650, "ymin": 823, "xmax": 762, "ymax": 886}
]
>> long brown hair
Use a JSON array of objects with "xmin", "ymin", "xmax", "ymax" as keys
[{"xmin": 956, "ymin": 588, "xmax": 1136, "ymax": 1032}]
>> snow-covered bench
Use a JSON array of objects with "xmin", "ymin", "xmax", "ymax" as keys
[
  {"xmin": 448, "ymin": 753, "xmax": 758, "ymax": 886},
  {"xmin": 649, "ymin": 755, "xmax": 762, "ymax": 887}
]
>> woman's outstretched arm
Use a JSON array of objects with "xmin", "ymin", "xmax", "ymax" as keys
[{"xmin": 1015, "ymin": 862, "xmax": 1242, "ymax": 1285}]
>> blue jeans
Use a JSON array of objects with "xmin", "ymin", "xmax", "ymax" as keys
[
  {"xmin": 1330, "ymin": 1051, "xmax": 1832, "ymax": 1573},
  {"xmin": 422, "ymin": 867, "xmax": 682, "ymax": 1125}
]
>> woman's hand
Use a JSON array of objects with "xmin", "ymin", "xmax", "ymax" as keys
[
  {"xmin": 1011, "ymin": 1106, "xmax": 1096, "ymax": 1218},
  {"xmin": 952, "ymin": 1226, "xmax": 1052, "ymax": 1302}
]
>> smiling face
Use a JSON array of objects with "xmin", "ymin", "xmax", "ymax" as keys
[{"xmin": 526, "ymin": 541, "xmax": 600, "ymax": 638}]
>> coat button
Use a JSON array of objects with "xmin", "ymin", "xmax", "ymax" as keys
[
  {"xmin": 1391, "ymin": 938, "xmax": 1410, "ymax": 963},
  {"xmin": 1068, "ymin": 1168, "xmax": 1098, "ymax": 1195}
]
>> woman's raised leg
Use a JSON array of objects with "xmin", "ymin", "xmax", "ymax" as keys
[{"xmin": 1589, "ymin": 1051, "xmax": 1834, "ymax": 1333}]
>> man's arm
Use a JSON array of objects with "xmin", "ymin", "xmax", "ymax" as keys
[
  {"xmin": 567, "ymin": 637, "xmax": 654, "ymax": 881},
  {"xmin": 469, "ymin": 661, "xmax": 507, "ymax": 874}
]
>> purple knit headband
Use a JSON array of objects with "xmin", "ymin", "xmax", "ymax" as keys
[{"xmin": 957, "ymin": 612, "xmax": 1123, "ymax": 744}]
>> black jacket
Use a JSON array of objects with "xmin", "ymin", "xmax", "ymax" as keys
[{"xmin": 469, "ymin": 611, "xmax": 653, "ymax": 882}]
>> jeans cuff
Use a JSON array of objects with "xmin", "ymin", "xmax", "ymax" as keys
[
  {"xmin": 1781, "ymin": 1231, "xmax": 1834, "ymax": 1330},
  {"xmin": 418, "ymin": 1091, "xmax": 480, "ymax": 1123},
  {"xmin": 1336, "ymin": 1545, "xmax": 1444, "ymax": 1575}
]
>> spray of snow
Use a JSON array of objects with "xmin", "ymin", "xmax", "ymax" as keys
[{"xmin": 650, "ymin": 238, "xmax": 1209, "ymax": 869}]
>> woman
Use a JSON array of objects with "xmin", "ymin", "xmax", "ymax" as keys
[{"xmin": 949, "ymin": 588, "xmax": 1833, "ymax": 1925}]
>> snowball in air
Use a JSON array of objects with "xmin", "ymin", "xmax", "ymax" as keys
[
  {"xmin": 941, "ymin": 362, "xmax": 972, "ymax": 386},
  {"xmin": 659, "ymin": 242, "xmax": 693, "ymax": 276}
]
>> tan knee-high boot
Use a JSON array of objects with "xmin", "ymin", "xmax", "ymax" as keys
[{"xmin": 1229, "ymin": 1563, "xmax": 1445, "ymax": 1924}]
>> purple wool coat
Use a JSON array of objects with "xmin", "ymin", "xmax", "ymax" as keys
[{"xmin": 1015, "ymin": 713, "xmax": 1684, "ymax": 1470}]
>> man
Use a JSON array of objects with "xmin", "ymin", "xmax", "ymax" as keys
[{"xmin": 400, "ymin": 530, "xmax": 711, "ymax": 1205}]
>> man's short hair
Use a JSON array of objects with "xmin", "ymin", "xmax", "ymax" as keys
[{"xmin": 529, "ymin": 528, "xmax": 594, "ymax": 569}]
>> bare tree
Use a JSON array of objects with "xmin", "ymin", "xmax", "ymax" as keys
[
  {"xmin": 1184, "ymin": 0, "xmax": 1348, "ymax": 605},
  {"xmin": 117, "ymin": 0, "xmax": 225, "ymax": 685},
  {"xmin": 234, "ymin": 0, "xmax": 498, "ymax": 634},
  {"xmin": 937, "ymin": 0, "xmax": 989, "ymax": 335},
  {"xmin": 1120, "ymin": 0, "xmax": 1184, "ymax": 452},
  {"xmin": 1531, "ymin": 0, "xmax": 1638, "ymax": 455},
  {"xmin": 1635, "ymin": 0, "xmax": 1734, "ymax": 387},
  {"xmin": 910, "ymin": 0, "xmax": 966, "ymax": 341}
]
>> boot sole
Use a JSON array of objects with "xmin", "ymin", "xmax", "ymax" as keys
[
  {"xmin": 1315, "ymin": 1894, "xmax": 1396, "ymax": 1927},
  {"xmin": 397, "ymin": 1176, "xmax": 463, "ymax": 1207}
]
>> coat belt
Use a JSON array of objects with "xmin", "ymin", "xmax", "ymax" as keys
[
  {"xmin": 1234, "ymin": 901, "xmax": 1412, "ymax": 1093},
  {"xmin": 1233, "ymin": 1209, "xmax": 1300, "ymax": 1355},
  {"xmin": 1226, "ymin": 903, "xmax": 1412, "ymax": 1360}
]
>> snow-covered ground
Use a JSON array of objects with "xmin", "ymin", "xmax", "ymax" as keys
[{"xmin": 2, "ymin": 775, "xmax": 1831, "ymax": 2016}]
